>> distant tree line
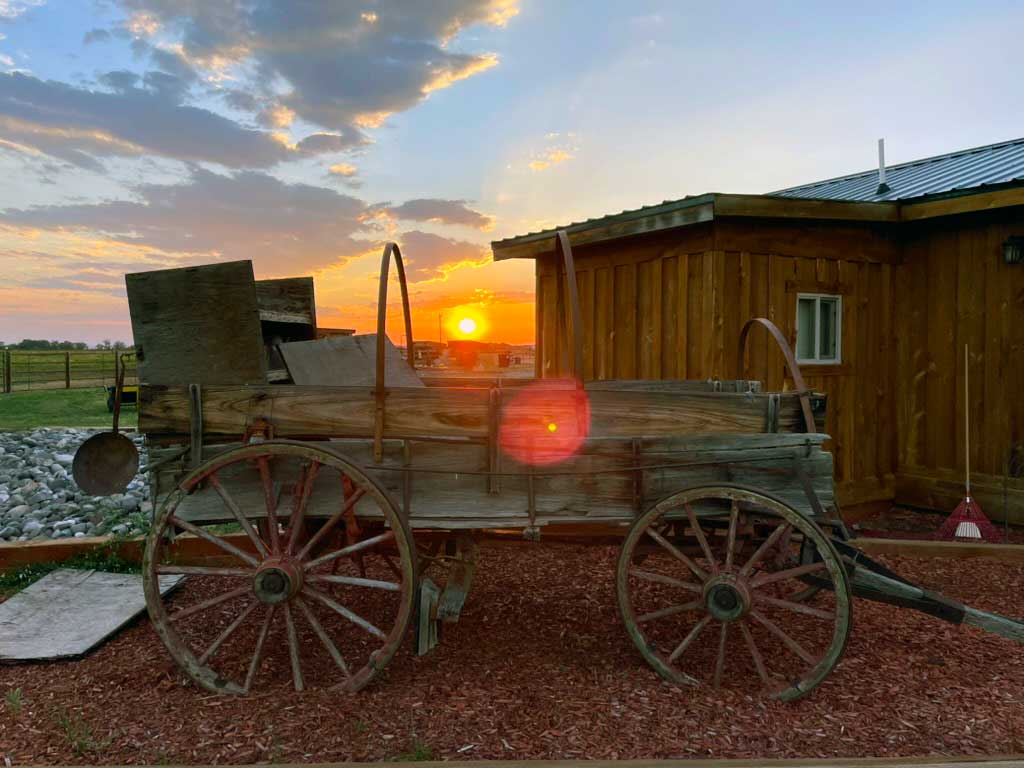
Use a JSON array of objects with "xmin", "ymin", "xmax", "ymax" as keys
[{"xmin": 0, "ymin": 339, "xmax": 130, "ymax": 350}]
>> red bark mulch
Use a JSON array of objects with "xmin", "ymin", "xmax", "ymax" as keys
[{"xmin": 2, "ymin": 540, "xmax": 1024, "ymax": 764}]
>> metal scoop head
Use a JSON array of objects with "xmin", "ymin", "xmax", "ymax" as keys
[{"xmin": 72, "ymin": 431, "xmax": 139, "ymax": 496}]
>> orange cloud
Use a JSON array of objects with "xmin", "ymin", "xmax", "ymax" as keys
[
  {"xmin": 529, "ymin": 148, "xmax": 574, "ymax": 172},
  {"xmin": 328, "ymin": 162, "xmax": 358, "ymax": 177}
]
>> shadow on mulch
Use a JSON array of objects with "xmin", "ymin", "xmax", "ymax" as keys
[{"xmin": 2, "ymin": 540, "xmax": 1024, "ymax": 764}]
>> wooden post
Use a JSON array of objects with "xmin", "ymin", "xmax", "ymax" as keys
[
  {"xmin": 3, "ymin": 349, "xmax": 10, "ymax": 393},
  {"xmin": 64, "ymin": 351, "xmax": 71, "ymax": 389}
]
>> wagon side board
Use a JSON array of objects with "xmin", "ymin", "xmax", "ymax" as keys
[
  {"xmin": 139, "ymin": 384, "xmax": 821, "ymax": 440},
  {"xmin": 151, "ymin": 432, "xmax": 835, "ymax": 529}
]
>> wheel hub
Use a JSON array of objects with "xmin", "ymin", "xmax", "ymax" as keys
[
  {"xmin": 702, "ymin": 575, "xmax": 751, "ymax": 622},
  {"xmin": 253, "ymin": 559, "xmax": 302, "ymax": 604}
]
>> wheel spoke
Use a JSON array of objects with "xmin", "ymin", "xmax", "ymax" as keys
[
  {"xmin": 198, "ymin": 600, "xmax": 258, "ymax": 665},
  {"xmin": 636, "ymin": 600, "xmax": 703, "ymax": 623},
  {"xmin": 296, "ymin": 487, "xmax": 366, "ymax": 562},
  {"xmin": 749, "ymin": 609, "xmax": 817, "ymax": 665},
  {"xmin": 295, "ymin": 596, "xmax": 350, "ymax": 679},
  {"xmin": 750, "ymin": 560, "xmax": 826, "ymax": 590},
  {"xmin": 724, "ymin": 501, "xmax": 739, "ymax": 571},
  {"xmin": 283, "ymin": 602, "xmax": 304, "ymax": 692},
  {"xmin": 306, "ymin": 574, "xmax": 401, "ymax": 592},
  {"xmin": 256, "ymin": 456, "xmax": 281, "ymax": 555},
  {"xmin": 286, "ymin": 461, "xmax": 321, "ymax": 556},
  {"xmin": 739, "ymin": 620, "xmax": 769, "ymax": 685},
  {"xmin": 304, "ymin": 530, "xmax": 395, "ymax": 571},
  {"xmin": 170, "ymin": 584, "xmax": 250, "ymax": 622},
  {"xmin": 208, "ymin": 474, "xmax": 270, "ymax": 559},
  {"xmin": 739, "ymin": 522, "xmax": 792, "ymax": 578},
  {"xmin": 244, "ymin": 606, "xmax": 274, "ymax": 693},
  {"xmin": 645, "ymin": 527, "xmax": 707, "ymax": 582},
  {"xmin": 156, "ymin": 565, "xmax": 252, "ymax": 577},
  {"xmin": 628, "ymin": 568, "xmax": 702, "ymax": 592},
  {"xmin": 685, "ymin": 504, "xmax": 719, "ymax": 575},
  {"xmin": 169, "ymin": 515, "xmax": 259, "ymax": 568},
  {"xmin": 668, "ymin": 614, "xmax": 711, "ymax": 663},
  {"xmin": 712, "ymin": 621, "xmax": 728, "ymax": 688},
  {"xmin": 754, "ymin": 593, "xmax": 835, "ymax": 620},
  {"xmin": 303, "ymin": 584, "xmax": 386, "ymax": 640},
  {"xmin": 381, "ymin": 553, "xmax": 404, "ymax": 581}
]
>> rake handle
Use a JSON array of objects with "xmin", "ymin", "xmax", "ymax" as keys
[{"xmin": 964, "ymin": 343, "xmax": 970, "ymax": 497}]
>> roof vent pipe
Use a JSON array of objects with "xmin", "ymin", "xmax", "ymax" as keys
[{"xmin": 876, "ymin": 138, "xmax": 891, "ymax": 195}]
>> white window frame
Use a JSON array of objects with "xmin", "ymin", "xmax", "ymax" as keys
[{"xmin": 795, "ymin": 293, "xmax": 842, "ymax": 365}]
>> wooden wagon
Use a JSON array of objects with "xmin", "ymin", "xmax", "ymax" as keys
[{"xmin": 87, "ymin": 234, "xmax": 1024, "ymax": 701}]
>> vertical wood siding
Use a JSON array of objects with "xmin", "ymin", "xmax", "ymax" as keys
[
  {"xmin": 894, "ymin": 209, "xmax": 1024, "ymax": 521},
  {"xmin": 536, "ymin": 221, "xmax": 900, "ymax": 509}
]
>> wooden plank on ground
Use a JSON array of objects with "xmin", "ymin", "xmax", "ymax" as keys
[
  {"xmin": 0, "ymin": 569, "xmax": 182, "ymax": 661},
  {"xmin": 76, "ymin": 754, "xmax": 1022, "ymax": 767}
]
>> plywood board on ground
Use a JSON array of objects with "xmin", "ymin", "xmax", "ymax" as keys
[{"xmin": 0, "ymin": 569, "xmax": 182, "ymax": 661}]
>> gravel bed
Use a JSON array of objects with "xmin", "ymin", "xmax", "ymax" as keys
[
  {"xmin": 0, "ymin": 429, "xmax": 151, "ymax": 542},
  {"xmin": 1, "ymin": 542, "xmax": 1022, "ymax": 764}
]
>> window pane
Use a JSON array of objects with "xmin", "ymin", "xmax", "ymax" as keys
[
  {"xmin": 819, "ymin": 299, "xmax": 837, "ymax": 360},
  {"xmin": 797, "ymin": 298, "xmax": 816, "ymax": 360}
]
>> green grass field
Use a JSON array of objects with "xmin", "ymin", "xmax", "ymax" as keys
[
  {"xmin": 0, "ymin": 388, "xmax": 138, "ymax": 431},
  {"xmin": 3, "ymin": 350, "xmax": 136, "ymax": 391}
]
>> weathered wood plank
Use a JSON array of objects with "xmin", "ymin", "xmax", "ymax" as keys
[
  {"xmin": 140, "ymin": 384, "xmax": 815, "ymax": 440},
  {"xmin": 280, "ymin": 334, "xmax": 423, "ymax": 388},
  {"xmin": 126, "ymin": 260, "xmax": 266, "ymax": 386},
  {"xmin": 256, "ymin": 276, "xmax": 316, "ymax": 328},
  {"xmin": 0, "ymin": 569, "xmax": 182, "ymax": 661}
]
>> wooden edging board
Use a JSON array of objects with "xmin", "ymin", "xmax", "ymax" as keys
[
  {"xmin": 40, "ymin": 755, "xmax": 1024, "ymax": 767},
  {"xmin": 4, "ymin": 533, "xmax": 1024, "ymax": 574},
  {"xmin": 852, "ymin": 537, "xmax": 1024, "ymax": 563}
]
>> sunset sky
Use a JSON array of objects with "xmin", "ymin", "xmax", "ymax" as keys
[{"xmin": 1, "ymin": 1, "xmax": 1022, "ymax": 346}]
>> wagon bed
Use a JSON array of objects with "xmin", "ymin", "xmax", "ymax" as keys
[{"xmin": 77, "ymin": 232, "xmax": 1024, "ymax": 703}]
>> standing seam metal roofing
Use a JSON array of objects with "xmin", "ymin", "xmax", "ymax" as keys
[{"xmin": 771, "ymin": 136, "xmax": 1024, "ymax": 202}]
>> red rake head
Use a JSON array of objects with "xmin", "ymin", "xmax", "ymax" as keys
[{"xmin": 936, "ymin": 496, "xmax": 1003, "ymax": 543}]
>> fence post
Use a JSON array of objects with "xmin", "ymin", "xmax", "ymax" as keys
[
  {"xmin": 64, "ymin": 351, "xmax": 71, "ymax": 389},
  {"xmin": 3, "ymin": 350, "xmax": 9, "ymax": 393}
]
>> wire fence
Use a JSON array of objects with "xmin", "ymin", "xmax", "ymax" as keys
[{"xmin": 1, "ymin": 350, "xmax": 138, "ymax": 393}]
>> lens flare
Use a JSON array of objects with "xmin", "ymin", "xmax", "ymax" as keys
[{"xmin": 499, "ymin": 380, "xmax": 590, "ymax": 466}]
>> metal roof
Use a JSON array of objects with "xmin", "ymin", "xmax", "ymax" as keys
[
  {"xmin": 772, "ymin": 136, "xmax": 1024, "ymax": 202},
  {"xmin": 491, "ymin": 194, "xmax": 714, "ymax": 249}
]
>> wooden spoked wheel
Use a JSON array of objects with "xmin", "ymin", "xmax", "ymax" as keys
[
  {"xmin": 143, "ymin": 441, "xmax": 417, "ymax": 695},
  {"xmin": 616, "ymin": 485, "xmax": 851, "ymax": 701}
]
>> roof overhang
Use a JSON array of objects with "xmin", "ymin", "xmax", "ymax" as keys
[
  {"xmin": 491, "ymin": 193, "xmax": 899, "ymax": 260},
  {"xmin": 491, "ymin": 185, "xmax": 1024, "ymax": 260}
]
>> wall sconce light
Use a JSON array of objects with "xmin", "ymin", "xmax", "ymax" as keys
[{"xmin": 1004, "ymin": 236, "xmax": 1024, "ymax": 265}]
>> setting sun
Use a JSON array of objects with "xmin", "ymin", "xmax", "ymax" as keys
[{"xmin": 457, "ymin": 317, "xmax": 477, "ymax": 335}]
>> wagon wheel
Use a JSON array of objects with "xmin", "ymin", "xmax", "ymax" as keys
[
  {"xmin": 616, "ymin": 485, "xmax": 850, "ymax": 701},
  {"xmin": 143, "ymin": 440, "xmax": 417, "ymax": 695}
]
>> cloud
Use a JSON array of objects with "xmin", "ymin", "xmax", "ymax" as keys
[
  {"xmin": 120, "ymin": 1, "xmax": 517, "ymax": 136},
  {"xmin": 0, "ymin": 71, "xmax": 356, "ymax": 169},
  {"xmin": 528, "ymin": 148, "xmax": 573, "ymax": 172},
  {"xmin": 0, "ymin": 167, "xmax": 385, "ymax": 274},
  {"xmin": 385, "ymin": 198, "xmax": 494, "ymax": 230},
  {"xmin": 83, "ymin": 28, "xmax": 112, "ymax": 45},
  {"xmin": 0, "ymin": 0, "xmax": 42, "ymax": 20},
  {"xmin": 398, "ymin": 230, "xmax": 489, "ymax": 281},
  {"xmin": 328, "ymin": 162, "xmax": 357, "ymax": 177}
]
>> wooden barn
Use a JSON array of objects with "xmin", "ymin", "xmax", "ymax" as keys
[{"xmin": 492, "ymin": 138, "xmax": 1024, "ymax": 521}]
